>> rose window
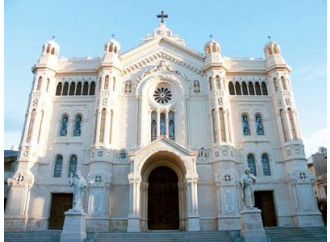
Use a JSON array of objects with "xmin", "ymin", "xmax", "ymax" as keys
[{"xmin": 154, "ymin": 87, "xmax": 172, "ymax": 104}]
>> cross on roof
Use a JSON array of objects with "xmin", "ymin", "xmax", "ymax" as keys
[
  {"xmin": 267, "ymin": 36, "xmax": 271, "ymax": 42},
  {"xmin": 112, "ymin": 34, "xmax": 115, "ymax": 39},
  {"xmin": 51, "ymin": 36, "xmax": 55, "ymax": 40},
  {"xmin": 157, "ymin": 11, "xmax": 168, "ymax": 23},
  {"xmin": 209, "ymin": 34, "xmax": 213, "ymax": 40}
]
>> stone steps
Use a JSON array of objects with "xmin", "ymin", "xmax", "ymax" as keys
[{"xmin": 4, "ymin": 227, "xmax": 327, "ymax": 242}]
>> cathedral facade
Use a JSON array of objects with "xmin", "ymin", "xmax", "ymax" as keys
[{"xmin": 5, "ymin": 21, "xmax": 323, "ymax": 232}]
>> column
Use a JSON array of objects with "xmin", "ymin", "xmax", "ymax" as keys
[
  {"xmin": 185, "ymin": 177, "xmax": 200, "ymax": 231},
  {"xmin": 223, "ymin": 109, "xmax": 230, "ymax": 143}
]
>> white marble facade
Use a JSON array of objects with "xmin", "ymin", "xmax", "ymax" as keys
[{"xmin": 5, "ymin": 22, "xmax": 323, "ymax": 232}]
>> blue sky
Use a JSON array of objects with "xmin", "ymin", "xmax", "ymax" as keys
[{"xmin": 4, "ymin": 0, "xmax": 327, "ymax": 156}]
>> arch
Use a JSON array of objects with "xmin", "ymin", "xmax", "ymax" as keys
[
  {"xmin": 53, "ymin": 155, "xmax": 63, "ymax": 177},
  {"xmin": 255, "ymin": 114, "xmax": 264, "ymax": 135},
  {"xmin": 209, "ymin": 77, "xmax": 212, "ymax": 91},
  {"xmin": 51, "ymin": 48, "xmax": 55, "ymax": 55},
  {"xmin": 99, "ymin": 108, "xmax": 106, "ymax": 142},
  {"xmin": 261, "ymin": 153, "xmax": 271, "ymax": 176},
  {"xmin": 242, "ymin": 114, "xmax": 251, "ymax": 135},
  {"xmin": 109, "ymin": 43, "xmax": 113, "ymax": 52},
  {"xmin": 212, "ymin": 43, "xmax": 217, "ymax": 53},
  {"xmin": 114, "ymin": 46, "xmax": 118, "ymax": 54},
  {"xmin": 82, "ymin": 81, "xmax": 89, "ymax": 95},
  {"xmin": 229, "ymin": 82, "xmax": 235, "ymax": 95},
  {"xmin": 36, "ymin": 77, "xmax": 42, "ymax": 91},
  {"xmin": 76, "ymin": 82, "xmax": 82, "ymax": 95},
  {"xmin": 242, "ymin": 82, "xmax": 248, "ymax": 95},
  {"xmin": 248, "ymin": 82, "xmax": 255, "ymax": 95},
  {"xmin": 255, "ymin": 82, "xmax": 262, "ymax": 95},
  {"xmin": 151, "ymin": 111, "xmax": 157, "ymax": 141},
  {"xmin": 46, "ymin": 45, "xmax": 50, "ymax": 54},
  {"xmin": 235, "ymin": 82, "xmax": 242, "ymax": 95},
  {"xmin": 69, "ymin": 82, "xmax": 76, "ymax": 95},
  {"xmin": 56, "ymin": 82, "xmax": 62, "ymax": 96},
  {"xmin": 59, "ymin": 114, "xmax": 69, "ymax": 136},
  {"xmin": 104, "ymin": 76, "xmax": 109, "ymax": 90},
  {"xmin": 68, "ymin": 155, "xmax": 78, "ymax": 177},
  {"xmin": 89, "ymin": 81, "xmax": 96, "ymax": 95},
  {"xmin": 215, "ymin": 75, "xmax": 220, "ymax": 89},
  {"xmin": 247, "ymin": 154, "xmax": 256, "ymax": 176},
  {"xmin": 62, "ymin": 82, "xmax": 69, "ymax": 95},
  {"xmin": 261, "ymin": 82, "xmax": 268, "ymax": 95},
  {"xmin": 73, "ymin": 114, "xmax": 82, "ymax": 136},
  {"xmin": 281, "ymin": 76, "xmax": 287, "ymax": 91},
  {"xmin": 273, "ymin": 78, "xmax": 279, "ymax": 92},
  {"xmin": 26, "ymin": 109, "xmax": 36, "ymax": 143}
]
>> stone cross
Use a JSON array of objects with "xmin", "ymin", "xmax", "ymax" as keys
[
  {"xmin": 17, "ymin": 174, "xmax": 24, "ymax": 184},
  {"xmin": 95, "ymin": 175, "xmax": 102, "ymax": 184},
  {"xmin": 157, "ymin": 11, "xmax": 168, "ymax": 23},
  {"xmin": 299, "ymin": 172, "xmax": 306, "ymax": 180}
]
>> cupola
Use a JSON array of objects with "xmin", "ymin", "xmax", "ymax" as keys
[
  {"xmin": 102, "ymin": 38, "xmax": 121, "ymax": 65},
  {"xmin": 263, "ymin": 40, "xmax": 286, "ymax": 67},
  {"xmin": 204, "ymin": 38, "xmax": 223, "ymax": 68},
  {"xmin": 37, "ymin": 39, "xmax": 60, "ymax": 66}
]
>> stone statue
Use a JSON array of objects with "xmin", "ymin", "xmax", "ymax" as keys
[
  {"xmin": 240, "ymin": 168, "xmax": 256, "ymax": 209},
  {"xmin": 69, "ymin": 171, "xmax": 87, "ymax": 212}
]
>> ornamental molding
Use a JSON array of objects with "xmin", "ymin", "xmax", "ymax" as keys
[
  {"xmin": 122, "ymin": 51, "xmax": 203, "ymax": 76},
  {"xmin": 7, "ymin": 171, "xmax": 34, "ymax": 187}
]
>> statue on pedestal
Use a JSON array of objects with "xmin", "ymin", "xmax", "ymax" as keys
[
  {"xmin": 240, "ymin": 168, "xmax": 256, "ymax": 209},
  {"xmin": 69, "ymin": 170, "xmax": 87, "ymax": 212}
]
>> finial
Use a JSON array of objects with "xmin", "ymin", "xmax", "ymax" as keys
[
  {"xmin": 112, "ymin": 34, "xmax": 115, "ymax": 39},
  {"xmin": 267, "ymin": 36, "xmax": 271, "ymax": 42},
  {"xmin": 51, "ymin": 36, "xmax": 55, "ymax": 40},
  {"xmin": 157, "ymin": 11, "xmax": 168, "ymax": 23},
  {"xmin": 209, "ymin": 34, "xmax": 213, "ymax": 40}
]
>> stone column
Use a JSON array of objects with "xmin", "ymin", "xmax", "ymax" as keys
[
  {"xmin": 127, "ymin": 173, "xmax": 141, "ymax": 232},
  {"xmin": 185, "ymin": 176, "xmax": 200, "ymax": 231}
]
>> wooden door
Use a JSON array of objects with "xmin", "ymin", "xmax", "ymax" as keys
[
  {"xmin": 48, "ymin": 193, "xmax": 73, "ymax": 229},
  {"xmin": 254, "ymin": 191, "xmax": 277, "ymax": 226},
  {"xmin": 148, "ymin": 166, "xmax": 179, "ymax": 230}
]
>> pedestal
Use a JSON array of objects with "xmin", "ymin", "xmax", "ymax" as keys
[
  {"xmin": 127, "ymin": 214, "xmax": 140, "ymax": 232},
  {"xmin": 240, "ymin": 208, "xmax": 267, "ymax": 242},
  {"xmin": 186, "ymin": 216, "xmax": 200, "ymax": 231},
  {"xmin": 60, "ymin": 210, "xmax": 86, "ymax": 242}
]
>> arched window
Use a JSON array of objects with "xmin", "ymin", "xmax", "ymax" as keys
[
  {"xmin": 255, "ymin": 82, "xmax": 262, "ymax": 95},
  {"xmin": 151, "ymin": 111, "xmax": 157, "ymax": 141},
  {"xmin": 194, "ymin": 80, "xmax": 200, "ymax": 93},
  {"xmin": 273, "ymin": 78, "xmax": 279, "ymax": 92},
  {"xmin": 82, "ymin": 82, "xmax": 89, "ymax": 95},
  {"xmin": 62, "ymin": 82, "xmax": 69, "ymax": 95},
  {"xmin": 114, "ymin": 46, "xmax": 118, "ymax": 54},
  {"xmin": 109, "ymin": 43, "xmax": 113, "ymax": 52},
  {"xmin": 56, "ymin": 82, "xmax": 62, "ymax": 96},
  {"xmin": 26, "ymin": 109, "xmax": 36, "ymax": 143},
  {"xmin": 219, "ymin": 108, "xmax": 226, "ymax": 142},
  {"xmin": 255, "ymin": 114, "xmax": 264, "ymax": 135},
  {"xmin": 46, "ymin": 78, "xmax": 50, "ymax": 92},
  {"xmin": 104, "ymin": 76, "xmax": 109, "ymax": 90},
  {"xmin": 280, "ymin": 109, "xmax": 288, "ymax": 142},
  {"xmin": 209, "ymin": 77, "xmax": 212, "ymax": 91},
  {"xmin": 242, "ymin": 114, "xmax": 251, "ymax": 135},
  {"xmin": 288, "ymin": 108, "xmax": 297, "ymax": 140},
  {"xmin": 76, "ymin": 82, "xmax": 82, "ymax": 95},
  {"xmin": 69, "ymin": 82, "xmax": 76, "ymax": 95},
  {"xmin": 73, "ymin": 114, "xmax": 82, "ymax": 136},
  {"xmin": 160, "ymin": 113, "xmax": 166, "ymax": 135},
  {"xmin": 212, "ymin": 109, "xmax": 217, "ymax": 143},
  {"xmin": 68, "ymin": 155, "xmax": 77, "ymax": 177},
  {"xmin": 262, "ymin": 154, "xmax": 271, "ymax": 176},
  {"xmin": 113, "ymin": 77, "xmax": 116, "ymax": 91},
  {"xmin": 248, "ymin": 82, "xmax": 255, "ymax": 95},
  {"xmin": 281, "ymin": 76, "xmax": 287, "ymax": 90},
  {"xmin": 53, "ymin": 155, "xmax": 63, "ymax": 177},
  {"xmin": 99, "ymin": 108, "xmax": 106, "ymax": 142},
  {"xmin": 89, "ymin": 81, "xmax": 95, "ymax": 95},
  {"xmin": 169, "ymin": 111, "xmax": 175, "ymax": 141},
  {"xmin": 46, "ymin": 45, "xmax": 50, "ymax": 54},
  {"xmin": 109, "ymin": 110, "xmax": 113, "ymax": 143},
  {"xmin": 37, "ymin": 110, "xmax": 44, "ymax": 143},
  {"xmin": 125, "ymin": 80, "xmax": 132, "ymax": 94},
  {"xmin": 51, "ymin": 48, "xmax": 55, "ymax": 55},
  {"xmin": 235, "ymin": 82, "xmax": 242, "ymax": 95},
  {"xmin": 36, "ymin": 77, "xmax": 42, "ymax": 91},
  {"xmin": 229, "ymin": 82, "xmax": 235, "ymax": 95},
  {"xmin": 261, "ymin": 82, "xmax": 268, "ymax": 95},
  {"xmin": 242, "ymin": 82, "xmax": 248, "ymax": 95},
  {"xmin": 216, "ymin": 76, "xmax": 221, "ymax": 89},
  {"xmin": 212, "ymin": 43, "xmax": 217, "ymax": 53},
  {"xmin": 59, "ymin": 115, "xmax": 69, "ymax": 136},
  {"xmin": 247, "ymin": 154, "xmax": 257, "ymax": 175},
  {"xmin": 99, "ymin": 77, "xmax": 102, "ymax": 91}
]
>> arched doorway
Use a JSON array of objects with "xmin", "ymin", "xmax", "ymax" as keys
[{"xmin": 148, "ymin": 166, "xmax": 179, "ymax": 230}]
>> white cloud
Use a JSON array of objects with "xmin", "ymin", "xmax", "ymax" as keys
[
  {"xmin": 294, "ymin": 64, "xmax": 327, "ymax": 82},
  {"xmin": 4, "ymin": 131, "xmax": 22, "ymax": 150},
  {"xmin": 303, "ymin": 127, "xmax": 327, "ymax": 157}
]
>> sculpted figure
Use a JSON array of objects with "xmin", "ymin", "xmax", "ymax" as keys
[
  {"xmin": 69, "ymin": 170, "xmax": 87, "ymax": 212},
  {"xmin": 240, "ymin": 168, "xmax": 256, "ymax": 208}
]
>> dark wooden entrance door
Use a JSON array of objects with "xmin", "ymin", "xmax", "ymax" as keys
[
  {"xmin": 254, "ymin": 191, "xmax": 277, "ymax": 226},
  {"xmin": 148, "ymin": 166, "xmax": 179, "ymax": 230},
  {"xmin": 48, "ymin": 193, "xmax": 73, "ymax": 229}
]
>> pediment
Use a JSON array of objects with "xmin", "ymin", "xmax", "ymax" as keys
[
  {"xmin": 120, "ymin": 37, "xmax": 205, "ymax": 76},
  {"xmin": 131, "ymin": 137, "xmax": 196, "ymax": 159}
]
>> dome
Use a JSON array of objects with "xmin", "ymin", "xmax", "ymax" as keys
[
  {"xmin": 204, "ymin": 39, "xmax": 221, "ymax": 55},
  {"xmin": 104, "ymin": 38, "xmax": 120, "ymax": 55},
  {"xmin": 264, "ymin": 41, "xmax": 281, "ymax": 56}
]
